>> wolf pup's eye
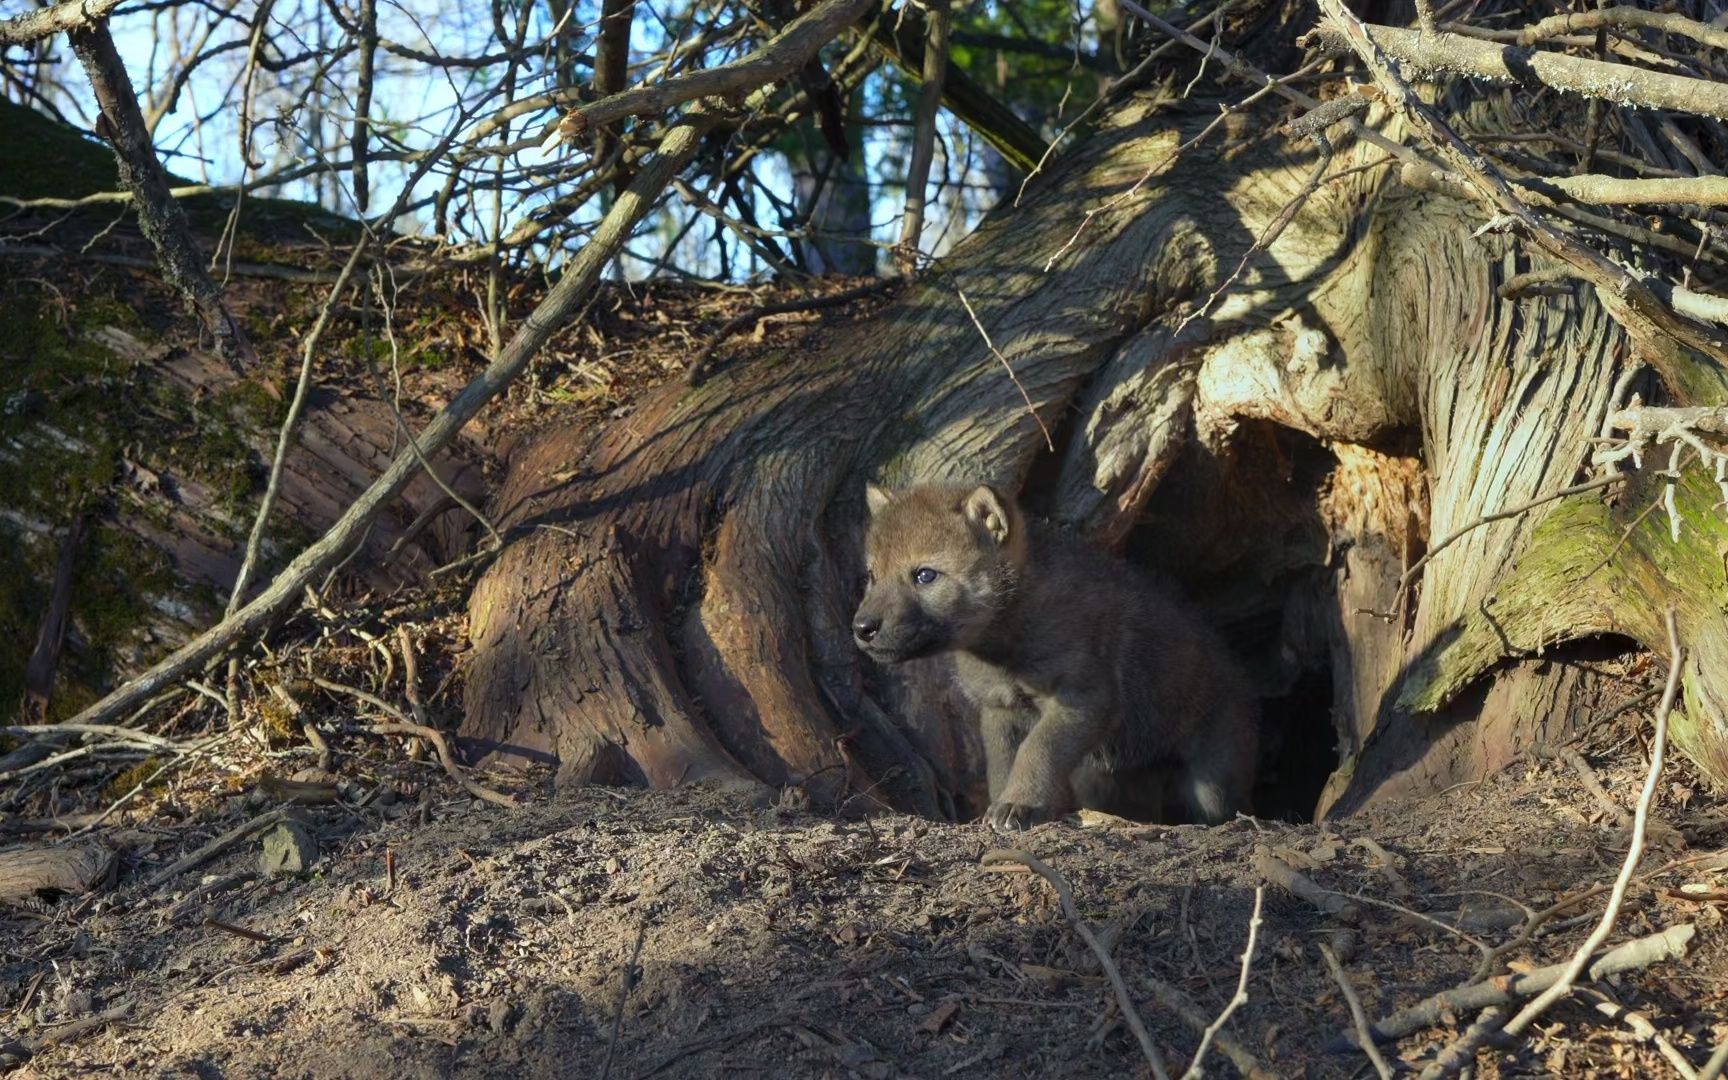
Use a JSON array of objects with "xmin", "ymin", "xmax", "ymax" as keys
[{"xmin": 912, "ymin": 567, "xmax": 940, "ymax": 586}]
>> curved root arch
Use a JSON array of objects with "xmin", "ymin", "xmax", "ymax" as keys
[
  {"xmin": 460, "ymin": 102, "xmax": 1357, "ymax": 810},
  {"xmin": 464, "ymin": 91, "xmax": 1728, "ymax": 819}
]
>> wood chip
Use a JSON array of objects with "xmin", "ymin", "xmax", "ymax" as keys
[{"xmin": 919, "ymin": 1001, "xmax": 960, "ymax": 1035}]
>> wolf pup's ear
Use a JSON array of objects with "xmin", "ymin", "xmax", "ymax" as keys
[
  {"xmin": 865, "ymin": 483, "xmax": 894, "ymax": 516},
  {"xmin": 962, "ymin": 485, "xmax": 1012, "ymax": 545}
]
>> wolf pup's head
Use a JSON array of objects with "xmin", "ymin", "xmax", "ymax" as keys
[{"xmin": 852, "ymin": 483, "xmax": 1025, "ymax": 663}]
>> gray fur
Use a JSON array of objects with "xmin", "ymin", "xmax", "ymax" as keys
[{"xmin": 852, "ymin": 483, "xmax": 1259, "ymax": 832}]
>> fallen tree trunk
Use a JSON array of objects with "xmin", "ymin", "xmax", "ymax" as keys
[{"xmin": 0, "ymin": 313, "xmax": 486, "ymax": 714}]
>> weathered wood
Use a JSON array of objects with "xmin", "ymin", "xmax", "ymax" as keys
[
  {"xmin": 25, "ymin": 325, "xmax": 486, "ymax": 661},
  {"xmin": 0, "ymin": 841, "xmax": 116, "ymax": 903},
  {"xmin": 467, "ymin": 85, "xmax": 1728, "ymax": 817}
]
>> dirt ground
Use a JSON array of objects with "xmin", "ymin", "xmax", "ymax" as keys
[
  {"xmin": 3, "ymin": 207, "xmax": 1726, "ymax": 1080},
  {"xmin": 3, "ymin": 718, "xmax": 1726, "ymax": 1079}
]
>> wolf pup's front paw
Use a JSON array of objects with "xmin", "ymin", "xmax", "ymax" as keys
[{"xmin": 984, "ymin": 800, "xmax": 1054, "ymax": 832}]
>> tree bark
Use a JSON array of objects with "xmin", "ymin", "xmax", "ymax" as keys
[
  {"xmin": 69, "ymin": 24, "xmax": 252, "ymax": 362},
  {"xmin": 463, "ymin": 93, "xmax": 1728, "ymax": 820}
]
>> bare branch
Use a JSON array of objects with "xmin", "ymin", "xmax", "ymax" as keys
[
  {"xmin": 1533, "ymin": 174, "xmax": 1728, "ymax": 208},
  {"xmin": 866, "ymin": 2, "xmax": 1047, "ymax": 173},
  {"xmin": 1305, "ymin": 22, "xmax": 1728, "ymax": 121},
  {"xmin": 895, "ymin": 0, "xmax": 949, "ymax": 275},
  {"xmin": 542, "ymin": 0, "xmax": 872, "ymax": 149},
  {"xmin": 1313, "ymin": 0, "xmax": 1728, "ymax": 386},
  {"xmin": 69, "ymin": 23, "xmax": 253, "ymax": 363},
  {"xmin": 0, "ymin": 0, "xmax": 125, "ymax": 46},
  {"xmin": 1509, "ymin": 6, "xmax": 1728, "ymax": 51},
  {"xmin": 1363, "ymin": 923, "xmax": 1696, "ymax": 1044},
  {"xmin": 590, "ymin": 0, "xmax": 638, "ymax": 187},
  {"xmin": 1180, "ymin": 886, "xmax": 1265, "ymax": 1080}
]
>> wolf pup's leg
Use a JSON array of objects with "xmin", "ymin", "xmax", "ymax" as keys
[
  {"xmin": 988, "ymin": 693, "xmax": 1109, "ymax": 831},
  {"xmin": 1180, "ymin": 731, "xmax": 1255, "ymax": 825},
  {"xmin": 979, "ymin": 705, "xmax": 1026, "ymax": 803}
]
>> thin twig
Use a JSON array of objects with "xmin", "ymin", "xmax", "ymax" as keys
[
  {"xmin": 203, "ymin": 916, "xmax": 273, "ymax": 944},
  {"xmin": 1555, "ymin": 745, "xmax": 1632, "ymax": 828},
  {"xmin": 1138, "ymin": 977, "xmax": 1273, "ymax": 1078},
  {"xmin": 1392, "ymin": 474, "xmax": 1627, "ymax": 619},
  {"xmin": 375, "ymin": 265, "xmax": 504, "ymax": 554},
  {"xmin": 396, "ymin": 623, "xmax": 429, "ymax": 761},
  {"xmin": 600, "ymin": 922, "xmax": 648, "ymax": 1080},
  {"xmin": 981, "ymin": 849, "xmax": 1170, "ymax": 1080},
  {"xmin": 1, "ymin": 724, "xmax": 177, "ymax": 749},
  {"xmin": 1701, "ymin": 1039, "xmax": 1728, "ymax": 1080},
  {"xmin": 1581, "ymin": 988, "xmax": 1700, "ymax": 1080},
  {"xmin": 1320, "ymin": 942, "xmax": 1394, "ymax": 1080},
  {"xmin": 66, "ymin": 732, "xmax": 231, "ymax": 839},
  {"xmin": 1180, "ymin": 886, "xmax": 1265, "ymax": 1080},
  {"xmin": 0, "ymin": 742, "xmax": 148, "ymax": 785},
  {"xmin": 1500, "ymin": 607, "xmax": 1682, "ymax": 1037},
  {"xmin": 956, "ymin": 288, "xmax": 1055, "ymax": 452},
  {"xmin": 311, "ymin": 677, "xmax": 517, "ymax": 808},
  {"xmin": 1173, "ymin": 133, "xmax": 1334, "ymax": 338}
]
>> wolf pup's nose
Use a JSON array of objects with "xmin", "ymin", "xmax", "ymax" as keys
[{"xmin": 852, "ymin": 615, "xmax": 881, "ymax": 643}]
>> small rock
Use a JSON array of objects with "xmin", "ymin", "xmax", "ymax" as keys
[{"xmin": 259, "ymin": 822, "xmax": 319, "ymax": 876}]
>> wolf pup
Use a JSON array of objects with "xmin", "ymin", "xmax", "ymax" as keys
[{"xmin": 852, "ymin": 482, "xmax": 1258, "ymax": 831}]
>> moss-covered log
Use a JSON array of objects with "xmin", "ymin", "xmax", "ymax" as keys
[{"xmin": 0, "ymin": 100, "xmax": 485, "ymax": 718}]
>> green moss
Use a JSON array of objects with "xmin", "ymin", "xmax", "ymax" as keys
[
  {"xmin": 216, "ymin": 379, "xmax": 289, "ymax": 430},
  {"xmin": 259, "ymin": 690, "xmax": 299, "ymax": 743},
  {"xmin": 341, "ymin": 335, "xmax": 392, "ymax": 364},
  {"xmin": 1396, "ymin": 466, "xmax": 1728, "ymax": 788},
  {"xmin": 0, "ymin": 101, "xmax": 384, "ymax": 714},
  {"xmin": 1396, "ymin": 489, "xmax": 1630, "ymax": 714},
  {"xmin": 0, "ymin": 289, "xmax": 247, "ymax": 711},
  {"xmin": 0, "ymin": 97, "xmax": 361, "ymax": 252},
  {"xmin": 0, "ymin": 98, "xmax": 124, "ymax": 200},
  {"xmin": 402, "ymin": 347, "xmax": 449, "ymax": 370},
  {"xmin": 103, "ymin": 756, "xmax": 165, "ymax": 800},
  {"xmin": 0, "ymin": 520, "xmax": 190, "ymax": 722},
  {"xmin": 0, "ymin": 539, "xmax": 47, "ymax": 716}
]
